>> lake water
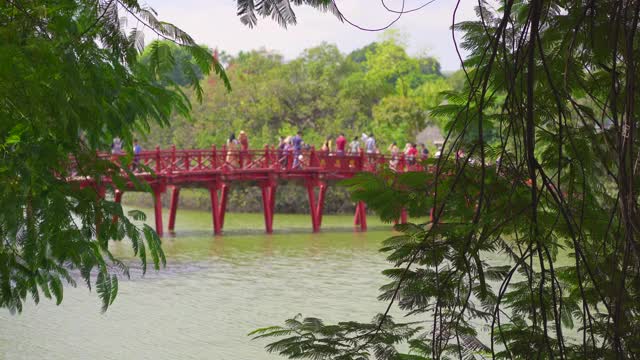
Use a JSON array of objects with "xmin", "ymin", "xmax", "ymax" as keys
[{"xmin": 0, "ymin": 209, "xmax": 403, "ymax": 360}]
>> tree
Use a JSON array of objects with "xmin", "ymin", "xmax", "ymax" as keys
[
  {"xmin": 444, "ymin": 69, "xmax": 467, "ymax": 92},
  {"xmin": 372, "ymin": 95, "xmax": 425, "ymax": 145},
  {"xmin": 243, "ymin": 0, "xmax": 640, "ymax": 358},
  {"xmin": 363, "ymin": 36, "xmax": 418, "ymax": 97},
  {"xmin": 138, "ymin": 40, "xmax": 207, "ymax": 86},
  {"xmin": 144, "ymin": 42, "xmax": 378, "ymax": 151},
  {"xmin": 0, "ymin": 0, "xmax": 227, "ymax": 312},
  {"xmin": 416, "ymin": 56, "xmax": 442, "ymax": 77},
  {"xmin": 411, "ymin": 78, "xmax": 451, "ymax": 130},
  {"xmin": 347, "ymin": 43, "xmax": 378, "ymax": 64}
]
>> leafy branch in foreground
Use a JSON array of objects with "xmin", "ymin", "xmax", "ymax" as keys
[
  {"xmin": 249, "ymin": 0, "xmax": 640, "ymax": 358},
  {"xmin": 250, "ymin": 314, "xmax": 423, "ymax": 360},
  {"xmin": 236, "ymin": 0, "xmax": 342, "ymax": 28},
  {"xmin": 0, "ymin": 0, "xmax": 226, "ymax": 312}
]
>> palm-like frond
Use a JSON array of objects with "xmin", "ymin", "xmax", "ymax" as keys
[{"xmin": 237, "ymin": 0, "xmax": 343, "ymax": 28}]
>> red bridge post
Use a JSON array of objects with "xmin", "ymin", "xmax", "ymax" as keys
[
  {"xmin": 115, "ymin": 189, "xmax": 123, "ymax": 204},
  {"xmin": 401, "ymin": 208, "xmax": 408, "ymax": 224},
  {"xmin": 394, "ymin": 208, "xmax": 408, "ymax": 226},
  {"xmin": 209, "ymin": 183, "xmax": 229, "ymax": 235},
  {"xmin": 354, "ymin": 201, "xmax": 367, "ymax": 231},
  {"xmin": 306, "ymin": 179, "xmax": 327, "ymax": 232},
  {"xmin": 286, "ymin": 149, "xmax": 293, "ymax": 170},
  {"xmin": 310, "ymin": 146, "xmax": 317, "ymax": 167},
  {"xmin": 212, "ymin": 145, "xmax": 217, "ymax": 169},
  {"xmin": 171, "ymin": 144, "xmax": 176, "ymax": 173},
  {"xmin": 152, "ymin": 185, "xmax": 164, "ymax": 237},
  {"xmin": 111, "ymin": 189, "xmax": 124, "ymax": 224},
  {"xmin": 155, "ymin": 146, "xmax": 161, "ymax": 173},
  {"xmin": 264, "ymin": 145, "xmax": 270, "ymax": 168},
  {"xmin": 219, "ymin": 184, "xmax": 229, "ymax": 229},
  {"xmin": 260, "ymin": 179, "xmax": 277, "ymax": 233},
  {"xmin": 221, "ymin": 145, "xmax": 227, "ymax": 170},
  {"xmin": 168, "ymin": 186, "xmax": 180, "ymax": 232},
  {"xmin": 316, "ymin": 182, "xmax": 327, "ymax": 228}
]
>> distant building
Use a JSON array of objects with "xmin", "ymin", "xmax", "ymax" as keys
[{"xmin": 416, "ymin": 125, "xmax": 444, "ymax": 148}]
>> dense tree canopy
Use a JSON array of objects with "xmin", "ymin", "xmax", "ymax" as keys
[
  {"xmin": 0, "ymin": 0, "xmax": 226, "ymax": 312},
  {"xmin": 141, "ymin": 35, "xmax": 452, "ymax": 150}
]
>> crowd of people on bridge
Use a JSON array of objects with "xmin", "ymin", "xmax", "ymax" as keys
[
  {"xmin": 272, "ymin": 131, "xmax": 431, "ymax": 170},
  {"xmin": 113, "ymin": 130, "xmax": 437, "ymax": 172},
  {"xmin": 111, "ymin": 137, "xmax": 142, "ymax": 170}
]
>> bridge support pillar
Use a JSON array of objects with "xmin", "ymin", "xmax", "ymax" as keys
[
  {"xmin": 394, "ymin": 208, "xmax": 408, "ymax": 226},
  {"xmin": 168, "ymin": 186, "xmax": 180, "ymax": 232},
  {"xmin": 354, "ymin": 201, "xmax": 367, "ymax": 231},
  {"xmin": 260, "ymin": 181, "xmax": 277, "ymax": 234},
  {"xmin": 152, "ymin": 186, "xmax": 165, "ymax": 237},
  {"xmin": 209, "ymin": 183, "xmax": 229, "ymax": 235},
  {"xmin": 95, "ymin": 186, "xmax": 106, "ymax": 238},
  {"xmin": 306, "ymin": 180, "xmax": 327, "ymax": 233},
  {"xmin": 112, "ymin": 189, "xmax": 124, "ymax": 224},
  {"xmin": 115, "ymin": 189, "xmax": 123, "ymax": 204}
]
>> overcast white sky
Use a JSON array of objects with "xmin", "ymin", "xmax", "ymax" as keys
[{"xmin": 146, "ymin": 0, "xmax": 477, "ymax": 72}]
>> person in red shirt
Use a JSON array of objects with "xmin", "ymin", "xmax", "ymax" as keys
[
  {"xmin": 335, "ymin": 133, "xmax": 346, "ymax": 155},
  {"xmin": 406, "ymin": 143, "xmax": 418, "ymax": 165}
]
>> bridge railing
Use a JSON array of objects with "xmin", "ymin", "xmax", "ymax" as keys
[{"xmin": 95, "ymin": 146, "xmax": 429, "ymax": 175}]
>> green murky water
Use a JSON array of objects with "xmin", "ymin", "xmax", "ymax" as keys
[{"xmin": 0, "ymin": 208, "xmax": 400, "ymax": 360}]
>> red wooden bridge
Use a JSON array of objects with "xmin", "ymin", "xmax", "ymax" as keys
[{"xmin": 77, "ymin": 146, "xmax": 422, "ymax": 236}]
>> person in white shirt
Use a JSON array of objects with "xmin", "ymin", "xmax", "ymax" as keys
[
  {"xmin": 349, "ymin": 136, "xmax": 360, "ymax": 153},
  {"xmin": 362, "ymin": 133, "xmax": 376, "ymax": 154},
  {"xmin": 111, "ymin": 137, "xmax": 123, "ymax": 154}
]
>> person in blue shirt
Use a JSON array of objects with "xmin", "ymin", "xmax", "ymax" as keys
[
  {"xmin": 292, "ymin": 131, "xmax": 303, "ymax": 168},
  {"xmin": 292, "ymin": 131, "xmax": 303, "ymax": 151},
  {"xmin": 133, "ymin": 139, "xmax": 142, "ymax": 171},
  {"xmin": 420, "ymin": 143, "xmax": 429, "ymax": 160}
]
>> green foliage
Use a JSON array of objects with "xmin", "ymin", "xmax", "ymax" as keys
[
  {"xmin": 372, "ymin": 96, "xmax": 427, "ymax": 145},
  {"xmin": 248, "ymin": 0, "xmax": 640, "ymax": 359},
  {"xmin": 444, "ymin": 70, "xmax": 467, "ymax": 92},
  {"xmin": 0, "ymin": 0, "xmax": 225, "ymax": 312},
  {"xmin": 250, "ymin": 314, "xmax": 421, "ymax": 360},
  {"xmin": 236, "ymin": 0, "xmax": 342, "ymax": 28},
  {"xmin": 140, "ymin": 33, "xmax": 452, "ymax": 154},
  {"xmin": 138, "ymin": 40, "xmax": 206, "ymax": 87}
]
